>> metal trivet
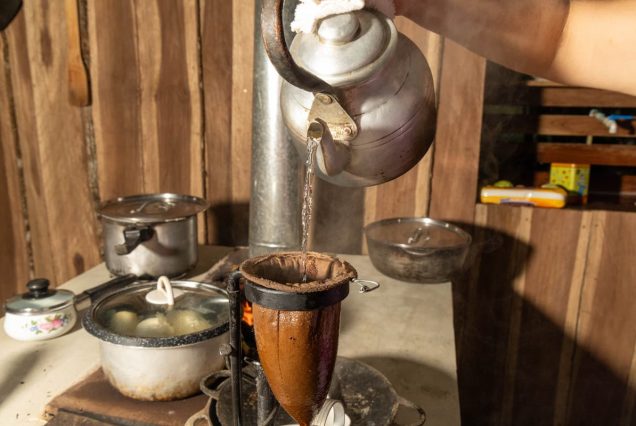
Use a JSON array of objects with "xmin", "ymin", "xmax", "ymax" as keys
[{"xmin": 189, "ymin": 357, "xmax": 425, "ymax": 426}]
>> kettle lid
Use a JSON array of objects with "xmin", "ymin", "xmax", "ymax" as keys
[{"xmin": 290, "ymin": 9, "xmax": 397, "ymax": 86}]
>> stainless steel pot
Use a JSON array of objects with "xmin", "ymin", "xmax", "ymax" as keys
[
  {"xmin": 365, "ymin": 217, "xmax": 472, "ymax": 283},
  {"xmin": 97, "ymin": 194, "xmax": 209, "ymax": 278},
  {"xmin": 82, "ymin": 279, "xmax": 229, "ymax": 401}
]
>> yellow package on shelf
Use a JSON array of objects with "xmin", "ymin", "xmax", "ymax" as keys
[
  {"xmin": 480, "ymin": 186, "xmax": 568, "ymax": 208},
  {"xmin": 549, "ymin": 163, "xmax": 590, "ymax": 205}
]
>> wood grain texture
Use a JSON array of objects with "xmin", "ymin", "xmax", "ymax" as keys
[
  {"xmin": 89, "ymin": 0, "xmax": 143, "ymax": 199},
  {"xmin": 4, "ymin": 8, "xmax": 56, "ymax": 283},
  {"xmin": 553, "ymin": 210, "xmax": 592, "ymax": 426},
  {"xmin": 568, "ymin": 211, "xmax": 636, "ymax": 425},
  {"xmin": 229, "ymin": 0, "xmax": 255, "ymax": 245},
  {"xmin": 498, "ymin": 207, "xmax": 532, "ymax": 425},
  {"xmin": 461, "ymin": 205, "xmax": 595, "ymax": 426},
  {"xmin": 134, "ymin": 0, "xmax": 202, "ymax": 196},
  {"xmin": 487, "ymin": 114, "xmax": 636, "ymax": 138},
  {"xmin": 0, "ymin": 32, "xmax": 31, "ymax": 303},
  {"xmin": 201, "ymin": 0, "xmax": 233, "ymax": 245},
  {"xmin": 537, "ymin": 143, "xmax": 636, "ymax": 167},
  {"xmin": 64, "ymin": 0, "xmax": 90, "ymax": 106},
  {"xmin": 509, "ymin": 208, "xmax": 584, "ymax": 425},
  {"xmin": 429, "ymin": 40, "xmax": 486, "ymax": 223},
  {"xmin": 459, "ymin": 204, "xmax": 530, "ymax": 424},
  {"xmin": 6, "ymin": 2, "xmax": 100, "ymax": 284},
  {"xmin": 90, "ymin": 0, "xmax": 205, "ymax": 239},
  {"xmin": 486, "ymin": 86, "xmax": 636, "ymax": 108}
]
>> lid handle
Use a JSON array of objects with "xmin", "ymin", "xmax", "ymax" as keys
[
  {"xmin": 145, "ymin": 276, "xmax": 183, "ymax": 306},
  {"xmin": 26, "ymin": 278, "xmax": 52, "ymax": 299}
]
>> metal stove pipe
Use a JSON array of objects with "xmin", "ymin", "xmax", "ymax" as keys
[{"xmin": 248, "ymin": 0, "xmax": 302, "ymax": 257}]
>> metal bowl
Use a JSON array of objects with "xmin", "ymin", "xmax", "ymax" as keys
[{"xmin": 364, "ymin": 217, "xmax": 471, "ymax": 283}]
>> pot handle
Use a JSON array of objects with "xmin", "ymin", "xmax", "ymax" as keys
[
  {"xmin": 394, "ymin": 395, "xmax": 427, "ymax": 426},
  {"xmin": 200, "ymin": 369, "xmax": 233, "ymax": 400},
  {"xmin": 261, "ymin": 0, "xmax": 334, "ymax": 95},
  {"xmin": 353, "ymin": 279, "xmax": 380, "ymax": 293},
  {"xmin": 80, "ymin": 274, "xmax": 140, "ymax": 303},
  {"xmin": 114, "ymin": 225, "xmax": 154, "ymax": 255},
  {"xmin": 184, "ymin": 400, "xmax": 213, "ymax": 426}
]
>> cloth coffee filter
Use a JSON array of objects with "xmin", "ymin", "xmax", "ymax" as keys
[{"xmin": 239, "ymin": 252, "xmax": 357, "ymax": 293}]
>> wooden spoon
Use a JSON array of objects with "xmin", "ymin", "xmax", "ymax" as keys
[{"xmin": 64, "ymin": 0, "xmax": 90, "ymax": 106}]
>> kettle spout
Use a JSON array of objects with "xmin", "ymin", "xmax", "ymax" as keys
[{"xmin": 308, "ymin": 120, "xmax": 351, "ymax": 177}]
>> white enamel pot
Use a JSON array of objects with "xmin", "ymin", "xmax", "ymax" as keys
[{"xmin": 4, "ymin": 275, "xmax": 141, "ymax": 341}]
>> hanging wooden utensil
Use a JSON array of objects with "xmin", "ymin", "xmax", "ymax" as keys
[{"xmin": 64, "ymin": 0, "xmax": 90, "ymax": 106}]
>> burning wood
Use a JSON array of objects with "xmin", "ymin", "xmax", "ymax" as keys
[{"xmin": 241, "ymin": 300, "xmax": 254, "ymax": 327}]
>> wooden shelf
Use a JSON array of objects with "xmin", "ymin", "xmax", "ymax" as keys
[
  {"xmin": 486, "ymin": 114, "xmax": 636, "ymax": 137},
  {"xmin": 486, "ymin": 79, "xmax": 636, "ymax": 108},
  {"xmin": 487, "ymin": 86, "xmax": 636, "ymax": 108},
  {"xmin": 537, "ymin": 143, "xmax": 636, "ymax": 167}
]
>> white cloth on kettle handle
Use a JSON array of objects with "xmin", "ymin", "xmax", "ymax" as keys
[{"xmin": 291, "ymin": 0, "xmax": 396, "ymax": 34}]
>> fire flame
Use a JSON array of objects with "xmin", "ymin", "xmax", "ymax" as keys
[{"xmin": 242, "ymin": 300, "xmax": 254, "ymax": 327}]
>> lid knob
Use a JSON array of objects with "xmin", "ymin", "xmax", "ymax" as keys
[
  {"xmin": 26, "ymin": 278, "xmax": 52, "ymax": 299},
  {"xmin": 317, "ymin": 13, "xmax": 360, "ymax": 44}
]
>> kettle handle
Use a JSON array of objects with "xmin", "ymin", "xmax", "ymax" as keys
[{"xmin": 261, "ymin": 0, "xmax": 335, "ymax": 96}]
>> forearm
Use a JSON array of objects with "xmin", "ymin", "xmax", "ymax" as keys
[
  {"xmin": 395, "ymin": 0, "xmax": 570, "ymax": 76},
  {"xmin": 547, "ymin": 1, "xmax": 636, "ymax": 96}
]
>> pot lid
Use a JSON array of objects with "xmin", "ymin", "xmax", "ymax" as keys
[
  {"xmin": 290, "ymin": 9, "xmax": 397, "ymax": 86},
  {"xmin": 365, "ymin": 218, "xmax": 472, "ymax": 249},
  {"xmin": 86, "ymin": 280, "xmax": 229, "ymax": 344},
  {"xmin": 5, "ymin": 279, "xmax": 75, "ymax": 315},
  {"xmin": 97, "ymin": 193, "xmax": 210, "ymax": 224}
]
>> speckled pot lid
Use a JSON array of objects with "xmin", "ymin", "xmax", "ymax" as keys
[
  {"xmin": 5, "ymin": 279, "xmax": 75, "ymax": 315},
  {"xmin": 82, "ymin": 280, "xmax": 229, "ymax": 348}
]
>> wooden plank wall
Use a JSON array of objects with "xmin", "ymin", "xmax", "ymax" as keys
[
  {"xmin": 0, "ymin": 2, "xmax": 442, "ymax": 298},
  {"xmin": 0, "ymin": 32, "xmax": 30, "ymax": 305},
  {"xmin": 455, "ymin": 204, "xmax": 636, "ymax": 426},
  {"xmin": 2, "ymin": 2, "xmax": 102, "ymax": 293},
  {"xmin": 426, "ymin": 43, "xmax": 636, "ymax": 425}
]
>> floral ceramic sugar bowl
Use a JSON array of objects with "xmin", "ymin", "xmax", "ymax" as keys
[{"xmin": 4, "ymin": 279, "xmax": 76, "ymax": 341}]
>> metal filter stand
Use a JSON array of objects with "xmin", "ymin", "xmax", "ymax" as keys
[
  {"xmin": 226, "ymin": 271, "xmax": 246, "ymax": 426},
  {"xmin": 225, "ymin": 271, "xmax": 282, "ymax": 426}
]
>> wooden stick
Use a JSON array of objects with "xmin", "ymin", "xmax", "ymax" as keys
[{"xmin": 65, "ymin": 0, "xmax": 90, "ymax": 106}]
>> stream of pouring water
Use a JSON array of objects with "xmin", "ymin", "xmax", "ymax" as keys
[{"xmin": 300, "ymin": 136, "xmax": 319, "ymax": 282}]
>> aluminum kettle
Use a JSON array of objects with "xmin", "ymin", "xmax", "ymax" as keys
[{"xmin": 262, "ymin": 0, "xmax": 437, "ymax": 187}]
